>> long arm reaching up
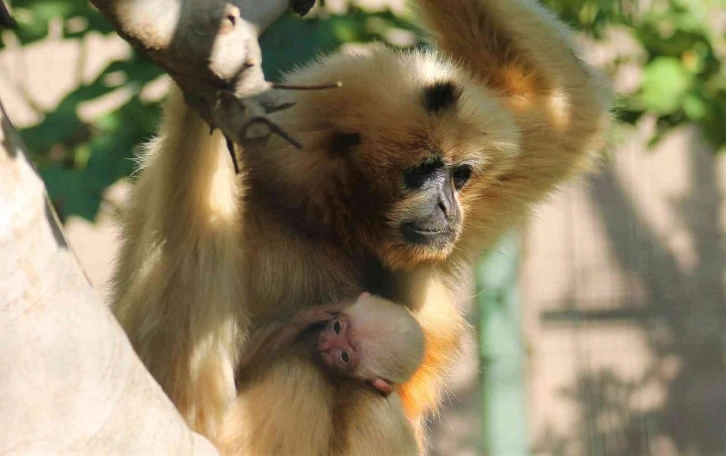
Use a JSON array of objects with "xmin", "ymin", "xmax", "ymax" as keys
[{"xmin": 415, "ymin": 0, "xmax": 612, "ymax": 257}]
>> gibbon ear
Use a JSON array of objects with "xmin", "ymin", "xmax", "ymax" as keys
[{"xmin": 331, "ymin": 132, "xmax": 361, "ymax": 155}]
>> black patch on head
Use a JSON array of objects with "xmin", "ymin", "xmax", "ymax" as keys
[
  {"xmin": 331, "ymin": 132, "xmax": 361, "ymax": 155},
  {"xmin": 423, "ymin": 81, "xmax": 461, "ymax": 113}
]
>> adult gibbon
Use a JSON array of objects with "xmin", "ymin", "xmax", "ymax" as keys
[{"xmin": 110, "ymin": 0, "xmax": 610, "ymax": 453}]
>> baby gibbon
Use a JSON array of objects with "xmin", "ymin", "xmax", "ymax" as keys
[{"xmin": 236, "ymin": 293, "xmax": 425, "ymax": 397}]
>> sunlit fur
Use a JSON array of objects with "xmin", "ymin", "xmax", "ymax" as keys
[
  {"xmin": 110, "ymin": 0, "xmax": 611, "ymax": 454},
  {"xmin": 250, "ymin": 46, "xmax": 521, "ymax": 271},
  {"xmin": 346, "ymin": 295, "xmax": 425, "ymax": 385},
  {"xmin": 110, "ymin": 95, "xmax": 245, "ymax": 438}
]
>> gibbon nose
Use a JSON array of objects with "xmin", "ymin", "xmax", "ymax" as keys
[
  {"xmin": 438, "ymin": 200, "xmax": 450, "ymax": 219},
  {"xmin": 433, "ymin": 177, "xmax": 458, "ymax": 222},
  {"xmin": 438, "ymin": 190, "xmax": 456, "ymax": 221}
]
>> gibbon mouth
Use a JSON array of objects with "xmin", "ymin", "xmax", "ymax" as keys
[{"xmin": 401, "ymin": 222, "xmax": 455, "ymax": 246}]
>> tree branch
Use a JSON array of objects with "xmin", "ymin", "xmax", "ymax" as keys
[
  {"xmin": 88, "ymin": 0, "xmax": 332, "ymax": 152},
  {"xmin": 0, "ymin": 0, "xmax": 17, "ymax": 29}
]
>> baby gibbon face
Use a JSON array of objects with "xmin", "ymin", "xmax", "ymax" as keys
[{"xmin": 273, "ymin": 46, "xmax": 520, "ymax": 269}]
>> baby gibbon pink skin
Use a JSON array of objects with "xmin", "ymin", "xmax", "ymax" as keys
[
  {"xmin": 316, "ymin": 293, "xmax": 424, "ymax": 396},
  {"xmin": 241, "ymin": 293, "xmax": 424, "ymax": 397},
  {"xmin": 317, "ymin": 317, "xmax": 395, "ymax": 396}
]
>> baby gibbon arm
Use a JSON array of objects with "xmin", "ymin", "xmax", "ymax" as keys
[
  {"xmin": 236, "ymin": 302, "xmax": 348, "ymax": 376},
  {"xmin": 110, "ymin": 86, "xmax": 245, "ymax": 438}
]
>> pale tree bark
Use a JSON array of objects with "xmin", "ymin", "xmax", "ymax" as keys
[
  {"xmin": 0, "ymin": 100, "xmax": 219, "ymax": 454},
  {"xmin": 89, "ymin": 0, "xmax": 325, "ymax": 153},
  {"xmin": 0, "ymin": 0, "xmax": 309, "ymax": 452}
]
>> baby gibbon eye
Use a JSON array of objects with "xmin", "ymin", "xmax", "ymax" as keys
[
  {"xmin": 452, "ymin": 165, "xmax": 473, "ymax": 190},
  {"xmin": 332, "ymin": 319, "xmax": 342, "ymax": 334},
  {"xmin": 340, "ymin": 351, "xmax": 350, "ymax": 364}
]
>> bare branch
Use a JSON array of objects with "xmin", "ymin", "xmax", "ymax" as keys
[
  {"xmin": 272, "ymin": 81, "xmax": 343, "ymax": 90},
  {"xmin": 0, "ymin": 0, "xmax": 17, "ymax": 29},
  {"xmin": 88, "ymin": 0, "xmax": 326, "ymax": 150}
]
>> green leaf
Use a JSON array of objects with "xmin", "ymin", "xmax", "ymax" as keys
[
  {"xmin": 11, "ymin": 0, "xmax": 112, "ymax": 44},
  {"xmin": 260, "ymin": 8, "xmax": 422, "ymax": 81},
  {"xmin": 40, "ymin": 165, "xmax": 101, "ymax": 221},
  {"xmin": 682, "ymin": 92, "xmax": 706, "ymax": 120},
  {"xmin": 20, "ymin": 110, "xmax": 83, "ymax": 155},
  {"xmin": 260, "ymin": 13, "xmax": 345, "ymax": 82},
  {"xmin": 698, "ymin": 92, "xmax": 726, "ymax": 151},
  {"xmin": 638, "ymin": 57, "xmax": 693, "ymax": 115}
]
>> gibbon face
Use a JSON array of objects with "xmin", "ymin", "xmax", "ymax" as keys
[{"xmin": 270, "ymin": 46, "xmax": 521, "ymax": 269}]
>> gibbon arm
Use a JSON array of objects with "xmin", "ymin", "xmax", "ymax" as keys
[
  {"xmin": 416, "ymin": 0, "xmax": 611, "ymax": 255},
  {"xmin": 110, "ymin": 87, "xmax": 244, "ymax": 438},
  {"xmin": 391, "ymin": 0, "xmax": 611, "ymax": 427}
]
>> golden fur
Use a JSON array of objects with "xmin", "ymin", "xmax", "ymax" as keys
[
  {"xmin": 110, "ymin": 0, "xmax": 611, "ymax": 453},
  {"xmin": 111, "ymin": 98, "xmax": 245, "ymax": 436}
]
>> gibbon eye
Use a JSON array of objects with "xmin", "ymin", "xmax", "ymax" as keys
[
  {"xmin": 452, "ymin": 165, "xmax": 472, "ymax": 190},
  {"xmin": 404, "ymin": 160, "xmax": 444, "ymax": 190},
  {"xmin": 332, "ymin": 319, "xmax": 342, "ymax": 334},
  {"xmin": 340, "ymin": 351, "xmax": 350, "ymax": 364}
]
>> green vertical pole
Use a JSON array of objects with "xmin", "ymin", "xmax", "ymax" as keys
[{"xmin": 476, "ymin": 233, "xmax": 529, "ymax": 456}]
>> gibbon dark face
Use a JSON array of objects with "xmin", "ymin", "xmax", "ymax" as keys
[
  {"xmin": 378, "ymin": 148, "xmax": 479, "ymax": 269},
  {"xmin": 399, "ymin": 158, "xmax": 471, "ymax": 249},
  {"xmin": 271, "ymin": 46, "xmax": 522, "ymax": 268}
]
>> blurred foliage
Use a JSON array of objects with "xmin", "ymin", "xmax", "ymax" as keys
[
  {"xmin": 2, "ymin": 0, "xmax": 163, "ymax": 220},
  {"xmin": 1, "ymin": 0, "xmax": 724, "ymax": 221},
  {"xmin": 542, "ymin": 0, "xmax": 726, "ymax": 150},
  {"xmin": 1, "ymin": 1, "xmax": 424, "ymax": 221},
  {"xmin": 260, "ymin": 7, "xmax": 423, "ymax": 81}
]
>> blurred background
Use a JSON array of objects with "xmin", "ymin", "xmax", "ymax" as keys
[{"xmin": 1, "ymin": 0, "xmax": 724, "ymax": 455}]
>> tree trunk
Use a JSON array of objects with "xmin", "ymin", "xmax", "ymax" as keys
[
  {"xmin": 0, "ymin": 1, "xmax": 309, "ymax": 451},
  {"xmin": 0, "ymin": 100, "xmax": 218, "ymax": 455}
]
